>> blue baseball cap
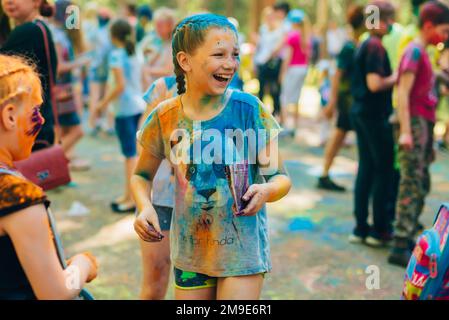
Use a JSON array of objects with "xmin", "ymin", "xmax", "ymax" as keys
[
  {"xmin": 138, "ymin": 5, "xmax": 153, "ymax": 20},
  {"xmin": 288, "ymin": 9, "xmax": 305, "ymax": 24}
]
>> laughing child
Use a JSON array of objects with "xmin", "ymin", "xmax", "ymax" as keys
[{"xmin": 131, "ymin": 14, "xmax": 291, "ymax": 300}]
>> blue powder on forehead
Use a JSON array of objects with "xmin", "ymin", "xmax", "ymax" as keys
[{"xmin": 173, "ymin": 13, "xmax": 238, "ymax": 41}]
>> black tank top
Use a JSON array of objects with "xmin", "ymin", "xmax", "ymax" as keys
[{"xmin": 0, "ymin": 167, "xmax": 49, "ymax": 300}]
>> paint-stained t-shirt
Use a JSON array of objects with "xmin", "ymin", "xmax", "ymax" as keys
[
  {"xmin": 142, "ymin": 76, "xmax": 177, "ymax": 208},
  {"xmin": 137, "ymin": 90, "xmax": 282, "ymax": 277},
  {"xmin": 0, "ymin": 167, "xmax": 49, "ymax": 300},
  {"xmin": 398, "ymin": 42, "xmax": 437, "ymax": 123}
]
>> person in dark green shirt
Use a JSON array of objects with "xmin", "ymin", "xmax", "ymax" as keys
[
  {"xmin": 136, "ymin": 5, "xmax": 152, "ymax": 43},
  {"xmin": 317, "ymin": 4, "xmax": 365, "ymax": 192}
]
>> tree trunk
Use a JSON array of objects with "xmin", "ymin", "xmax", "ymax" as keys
[
  {"xmin": 315, "ymin": 0, "xmax": 329, "ymax": 60},
  {"xmin": 249, "ymin": 0, "xmax": 276, "ymax": 41}
]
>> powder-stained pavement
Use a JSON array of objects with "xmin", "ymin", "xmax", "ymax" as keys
[{"xmin": 48, "ymin": 106, "xmax": 449, "ymax": 300}]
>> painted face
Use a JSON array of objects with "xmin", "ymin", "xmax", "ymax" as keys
[
  {"xmin": 1, "ymin": 0, "xmax": 39, "ymax": 22},
  {"xmin": 426, "ymin": 23, "xmax": 449, "ymax": 46},
  {"xmin": 187, "ymin": 27, "xmax": 240, "ymax": 96},
  {"xmin": 15, "ymin": 85, "xmax": 44, "ymax": 160}
]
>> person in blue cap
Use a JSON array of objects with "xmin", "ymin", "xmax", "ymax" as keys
[
  {"xmin": 136, "ymin": 5, "xmax": 153, "ymax": 43},
  {"xmin": 279, "ymin": 8, "xmax": 309, "ymax": 132}
]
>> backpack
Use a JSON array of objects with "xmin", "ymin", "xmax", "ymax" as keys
[{"xmin": 402, "ymin": 203, "xmax": 449, "ymax": 300}]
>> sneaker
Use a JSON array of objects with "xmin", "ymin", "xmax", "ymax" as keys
[
  {"xmin": 88, "ymin": 126, "xmax": 101, "ymax": 137},
  {"xmin": 365, "ymin": 236, "xmax": 385, "ymax": 247},
  {"xmin": 348, "ymin": 226, "xmax": 369, "ymax": 244},
  {"xmin": 105, "ymin": 128, "xmax": 116, "ymax": 136},
  {"xmin": 365, "ymin": 231, "xmax": 393, "ymax": 248},
  {"xmin": 317, "ymin": 176, "xmax": 346, "ymax": 192},
  {"xmin": 111, "ymin": 201, "xmax": 136, "ymax": 214},
  {"xmin": 348, "ymin": 233, "xmax": 365, "ymax": 244},
  {"xmin": 388, "ymin": 247, "xmax": 412, "ymax": 267},
  {"xmin": 416, "ymin": 222, "xmax": 425, "ymax": 234},
  {"xmin": 69, "ymin": 158, "xmax": 91, "ymax": 172}
]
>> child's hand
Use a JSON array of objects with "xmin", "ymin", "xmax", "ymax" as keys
[
  {"xmin": 67, "ymin": 252, "xmax": 98, "ymax": 283},
  {"xmin": 94, "ymin": 103, "xmax": 104, "ymax": 117},
  {"xmin": 399, "ymin": 133, "xmax": 413, "ymax": 151},
  {"xmin": 321, "ymin": 104, "xmax": 335, "ymax": 120},
  {"xmin": 238, "ymin": 184, "xmax": 271, "ymax": 216},
  {"xmin": 134, "ymin": 206, "xmax": 164, "ymax": 242}
]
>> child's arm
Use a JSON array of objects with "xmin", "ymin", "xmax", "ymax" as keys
[
  {"xmin": 366, "ymin": 72, "xmax": 397, "ymax": 93},
  {"xmin": 279, "ymin": 46, "xmax": 292, "ymax": 83},
  {"xmin": 239, "ymin": 139, "xmax": 291, "ymax": 216},
  {"xmin": 397, "ymin": 71, "xmax": 415, "ymax": 151},
  {"xmin": 365, "ymin": 42, "xmax": 398, "ymax": 93},
  {"xmin": 55, "ymin": 43, "xmax": 90, "ymax": 75},
  {"xmin": 131, "ymin": 147, "xmax": 164, "ymax": 242},
  {"xmin": 2, "ymin": 204, "xmax": 97, "ymax": 299},
  {"xmin": 95, "ymin": 67, "xmax": 125, "ymax": 114},
  {"xmin": 322, "ymin": 68, "xmax": 342, "ymax": 119}
]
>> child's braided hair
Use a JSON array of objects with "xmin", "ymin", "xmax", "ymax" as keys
[
  {"xmin": 0, "ymin": 55, "xmax": 42, "ymax": 107},
  {"xmin": 171, "ymin": 14, "xmax": 238, "ymax": 95}
]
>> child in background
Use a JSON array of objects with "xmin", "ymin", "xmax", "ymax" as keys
[
  {"xmin": 132, "ymin": 14, "xmax": 291, "ymax": 300},
  {"xmin": 95, "ymin": 19, "xmax": 145, "ymax": 213},
  {"xmin": 318, "ymin": 60, "xmax": 332, "ymax": 147},
  {"xmin": 349, "ymin": 1, "xmax": 397, "ymax": 246},
  {"xmin": 388, "ymin": 1, "xmax": 449, "ymax": 267},
  {"xmin": 139, "ymin": 76, "xmax": 177, "ymax": 300},
  {"xmin": 279, "ymin": 9, "xmax": 309, "ymax": 132},
  {"xmin": 50, "ymin": 0, "xmax": 90, "ymax": 171},
  {"xmin": 138, "ymin": 7, "xmax": 176, "ymax": 90},
  {"xmin": 135, "ymin": 5, "xmax": 153, "ymax": 44},
  {"xmin": 88, "ymin": 8, "xmax": 113, "ymax": 135},
  {"xmin": 318, "ymin": 4, "xmax": 366, "ymax": 192}
]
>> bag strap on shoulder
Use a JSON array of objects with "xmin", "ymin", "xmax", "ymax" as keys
[{"xmin": 34, "ymin": 20, "xmax": 62, "ymax": 144}]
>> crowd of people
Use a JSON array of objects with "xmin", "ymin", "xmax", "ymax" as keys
[{"xmin": 0, "ymin": 0, "xmax": 449, "ymax": 300}]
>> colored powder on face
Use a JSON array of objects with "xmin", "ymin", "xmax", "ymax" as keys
[{"xmin": 26, "ymin": 107, "xmax": 44, "ymax": 137}]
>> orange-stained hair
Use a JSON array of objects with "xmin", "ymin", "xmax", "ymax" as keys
[{"xmin": 0, "ymin": 54, "xmax": 42, "ymax": 108}]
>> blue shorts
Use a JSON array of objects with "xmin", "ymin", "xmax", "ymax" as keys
[
  {"xmin": 89, "ymin": 67, "xmax": 108, "ymax": 83},
  {"xmin": 153, "ymin": 205, "xmax": 173, "ymax": 231},
  {"xmin": 59, "ymin": 111, "xmax": 81, "ymax": 127},
  {"xmin": 115, "ymin": 113, "xmax": 142, "ymax": 158}
]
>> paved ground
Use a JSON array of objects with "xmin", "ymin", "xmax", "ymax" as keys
[{"xmin": 47, "ymin": 88, "xmax": 449, "ymax": 300}]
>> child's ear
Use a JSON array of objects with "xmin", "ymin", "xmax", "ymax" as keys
[
  {"xmin": 176, "ymin": 51, "xmax": 191, "ymax": 73},
  {"xmin": 0, "ymin": 103, "xmax": 18, "ymax": 131}
]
